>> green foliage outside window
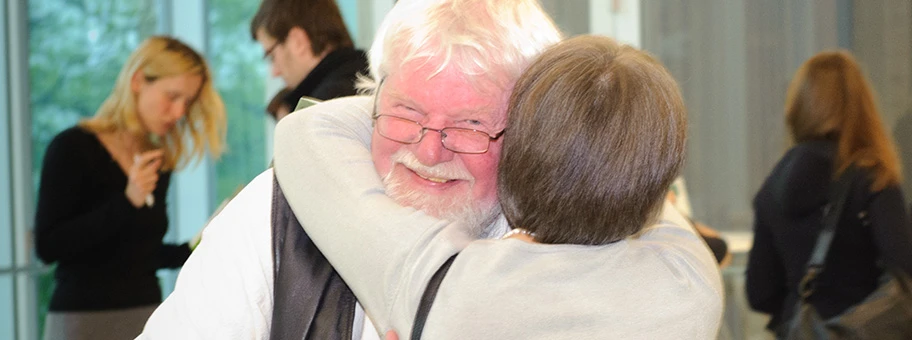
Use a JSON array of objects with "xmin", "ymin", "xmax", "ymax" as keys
[{"xmin": 208, "ymin": 0, "xmax": 268, "ymax": 203}]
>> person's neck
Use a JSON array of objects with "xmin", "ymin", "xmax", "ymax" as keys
[
  {"xmin": 119, "ymin": 130, "xmax": 157, "ymax": 154},
  {"xmin": 506, "ymin": 233, "xmax": 537, "ymax": 243},
  {"xmin": 502, "ymin": 228, "xmax": 538, "ymax": 243}
]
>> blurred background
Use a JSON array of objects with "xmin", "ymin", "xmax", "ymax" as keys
[{"xmin": 0, "ymin": 0, "xmax": 909, "ymax": 339}]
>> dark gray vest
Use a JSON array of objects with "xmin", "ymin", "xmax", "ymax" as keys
[{"xmin": 270, "ymin": 176, "xmax": 356, "ymax": 340}]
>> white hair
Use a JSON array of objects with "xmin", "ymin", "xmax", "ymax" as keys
[{"xmin": 357, "ymin": 0, "xmax": 563, "ymax": 94}]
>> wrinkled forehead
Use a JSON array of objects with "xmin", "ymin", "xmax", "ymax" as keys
[{"xmin": 380, "ymin": 59, "xmax": 511, "ymax": 125}]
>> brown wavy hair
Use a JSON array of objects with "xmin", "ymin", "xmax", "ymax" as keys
[
  {"xmin": 498, "ymin": 35, "xmax": 687, "ymax": 245},
  {"xmin": 785, "ymin": 50, "xmax": 901, "ymax": 191}
]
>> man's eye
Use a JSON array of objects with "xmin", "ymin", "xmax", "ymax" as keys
[{"xmin": 466, "ymin": 120, "xmax": 482, "ymax": 125}]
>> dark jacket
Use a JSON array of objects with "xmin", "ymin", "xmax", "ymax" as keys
[
  {"xmin": 746, "ymin": 140, "xmax": 912, "ymax": 332},
  {"xmin": 34, "ymin": 127, "xmax": 190, "ymax": 311},
  {"xmin": 283, "ymin": 47, "xmax": 368, "ymax": 109},
  {"xmin": 268, "ymin": 48, "xmax": 367, "ymax": 340},
  {"xmin": 270, "ymin": 177, "xmax": 355, "ymax": 340}
]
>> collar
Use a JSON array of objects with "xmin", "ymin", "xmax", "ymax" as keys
[{"xmin": 283, "ymin": 47, "xmax": 367, "ymax": 108}]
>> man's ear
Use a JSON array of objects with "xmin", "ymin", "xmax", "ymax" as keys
[{"xmin": 286, "ymin": 27, "xmax": 314, "ymax": 57}]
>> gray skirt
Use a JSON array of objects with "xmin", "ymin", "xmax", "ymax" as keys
[{"xmin": 43, "ymin": 304, "xmax": 158, "ymax": 340}]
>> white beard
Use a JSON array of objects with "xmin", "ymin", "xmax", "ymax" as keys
[{"xmin": 381, "ymin": 149, "xmax": 501, "ymax": 237}]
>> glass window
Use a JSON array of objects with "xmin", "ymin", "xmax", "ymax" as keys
[
  {"xmin": 208, "ymin": 0, "xmax": 268, "ymax": 204},
  {"xmin": 0, "ymin": 275, "xmax": 13, "ymax": 340},
  {"xmin": 29, "ymin": 0, "xmax": 160, "ymax": 192},
  {"xmin": 0, "ymin": 0, "xmax": 10, "ymax": 271}
]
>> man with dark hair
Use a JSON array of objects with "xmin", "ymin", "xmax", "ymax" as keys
[{"xmin": 251, "ymin": 0, "xmax": 367, "ymax": 110}]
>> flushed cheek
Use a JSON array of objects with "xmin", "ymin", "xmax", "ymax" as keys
[
  {"xmin": 462, "ymin": 153, "xmax": 501, "ymax": 203},
  {"xmin": 371, "ymin": 131, "xmax": 397, "ymax": 178}
]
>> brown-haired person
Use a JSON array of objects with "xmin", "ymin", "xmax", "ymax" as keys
[
  {"xmin": 34, "ymin": 36, "xmax": 225, "ymax": 340},
  {"xmin": 251, "ymin": 0, "xmax": 367, "ymax": 108},
  {"xmin": 746, "ymin": 50, "xmax": 912, "ymax": 337},
  {"xmin": 266, "ymin": 87, "xmax": 292, "ymax": 121},
  {"xmin": 275, "ymin": 35, "xmax": 723, "ymax": 339}
]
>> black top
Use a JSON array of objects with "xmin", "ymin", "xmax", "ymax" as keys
[
  {"xmin": 746, "ymin": 140, "xmax": 912, "ymax": 331},
  {"xmin": 34, "ymin": 126, "xmax": 190, "ymax": 311},
  {"xmin": 282, "ymin": 47, "xmax": 369, "ymax": 109}
]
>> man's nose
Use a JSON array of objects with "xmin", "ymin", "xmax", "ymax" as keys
[{"xmin": 412, "ymin": 130, "xmax": 454, "ymax": 166}]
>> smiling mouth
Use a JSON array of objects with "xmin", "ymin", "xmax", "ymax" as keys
[{"xmin": 414, "ymin": 171, "xmax": 454, "ymax": 183}]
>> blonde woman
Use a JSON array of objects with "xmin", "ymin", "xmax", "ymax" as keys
[
  {"xmin": 746, "ymin": 51, "xmax": 912, "ymax": 338},
  {"xmin": 34, "ymin": 36, "xmax": 225, "ymax": 340}
]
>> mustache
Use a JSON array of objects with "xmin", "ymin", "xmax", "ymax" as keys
[{"xmin": 388, "ymin": 149, "xmax": 474, "ymax": 181}]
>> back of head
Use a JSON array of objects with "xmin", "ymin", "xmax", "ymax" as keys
[
  {"xmin": 249, "ymin": 0, "xmax": 353, "ymax": 55},
  {"xmin": 785, "ymin": 50, "xmax": 900, "ymax": 190},
  {"xmin": 498, "ymin": 35, "xmax": 687, "ymax": 245},
  {"xmin": 267, "ymin": 87, "xmax": 293, "ymax": 120},
  {"xmin": 360, "ymin": 0, "xmax": 562, "ymax": 93},
  {"xmin": 83, "ymin": 36, "xmax": 226, "ymax": 171}
]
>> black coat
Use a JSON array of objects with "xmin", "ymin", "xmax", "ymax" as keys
[
  {"xmin": 283, "ymin": 47, "xmax": 369, "ymax": 110},
  {"xmin": 34, "ymin": 127, "xmax": 190, "ymax": 311},
  {"xmin": 746, "ymin": 140, "xmax": 912, "ymax": 332}
]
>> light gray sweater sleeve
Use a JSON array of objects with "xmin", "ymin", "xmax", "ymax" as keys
[{"xmin": 272, "ymin": 96, "xmax": 472, "ymax": 337}]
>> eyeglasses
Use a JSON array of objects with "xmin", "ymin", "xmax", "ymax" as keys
[
  {"xmin": 371, "ymin": 82, "xmax": 504, "ymax": 154},
  {"xmin": 263, "ymin": 42, "xmax": 282, "ymax": 62},
  {"xmin": 374, "ymin": 115, "xmax": 505, "ymax": 154}
]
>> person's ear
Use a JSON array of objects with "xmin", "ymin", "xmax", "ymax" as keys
[
  {"xmin": 286, "ymin": 27, "xmax": 314, "ymax": 57},
  {"xmin": 131, "ymin": 70, "xmax": 146, "ymax": 93}
]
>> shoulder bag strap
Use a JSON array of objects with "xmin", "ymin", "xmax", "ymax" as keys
[
  {"xmin": 798, "ymin": 166, "xmax": 859, "ymax": 297},
  {"xmin": 410, "ymin": 254, "xmax": 458, "ymax": 340}
]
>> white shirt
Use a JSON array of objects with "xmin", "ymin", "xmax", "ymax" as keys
[{"xmin": 138, "ymin": 168, "xmax": 381, "ymax": 340}]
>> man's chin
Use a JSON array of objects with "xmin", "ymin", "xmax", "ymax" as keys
[{"xmin": 384, "ymin": 177, "xmax": 498, "ymax": 236}]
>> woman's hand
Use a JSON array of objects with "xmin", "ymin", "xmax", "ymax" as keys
[{"xmin": 125, "ymin": 149, "xmax": 164, "ymax": 208}]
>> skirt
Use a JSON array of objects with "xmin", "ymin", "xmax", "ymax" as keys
[{"xmin": 43, "ymin": 304, "xmax": 158, "ymax": 340}]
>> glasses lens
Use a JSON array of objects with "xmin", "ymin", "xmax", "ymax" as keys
[
  {"xmin": 442, "ymin": 128, "xmax": 490, "ymax": 153},
  {"xmin": 378, "ymin": 116, "xmax": 422, "ymax": 143}
]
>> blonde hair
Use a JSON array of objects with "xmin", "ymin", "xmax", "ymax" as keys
[
  {"xmin": 81, "ymin": 36, "xmax": 226, "ymax": 171},
  {"xmin": 785, "ymin": 50, "xmax": 901, "ymax": 191}
]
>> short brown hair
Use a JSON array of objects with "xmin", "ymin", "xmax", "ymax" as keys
[
  {"xmin": 498, "ymin": 35, "xmax": 687, "ymax": 245},
  {"xmin": 250, "ymin": 0, "xmax": 353, "ymax": 55},
  {"xmin": 785, "ymin": 50, "xmax": 900, "ymax": 191},
  {"xmin": 266, "ymin": 87, "xmax": 292, "ymax": 119}
]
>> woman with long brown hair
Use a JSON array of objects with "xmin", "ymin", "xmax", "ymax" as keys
[
  {"xmin": 746, "ymin": 50, "xmax": 912, "ymax": 338},
  {"xmin": 34, "ymin": 36, "xmax": 225, "ymax": 340}
]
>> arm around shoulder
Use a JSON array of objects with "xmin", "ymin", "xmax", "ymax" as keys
[{"xmin": 273, "ymin": 97, "xmax": 471, "ymax": 331}]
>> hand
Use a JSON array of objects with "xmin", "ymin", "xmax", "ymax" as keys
[
  {"xmin": 125, "ymin": 149, "xmax": 164, "ymax": 208},
  {"xmin": 385, "ymin": 330, "xmax": 399, "ymax": 340}
]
